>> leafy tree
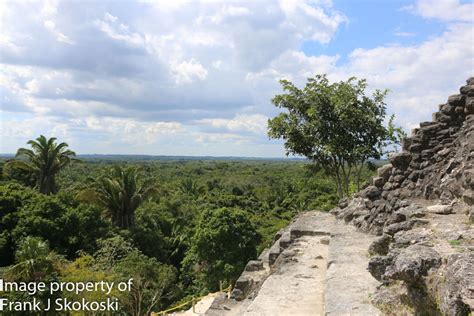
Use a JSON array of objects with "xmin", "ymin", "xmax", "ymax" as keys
[
  {"xmin": 268, "ymin": 74, "xmax": 404, "ymax": 197},
  {"xmin": 5, "ymin": 135, "xmax": 77, "ymax": 195},
  {"xmin": 178, "ymin": 178, "xmax": 206, "ymax": 198},
  {"xmin": 60, "ymin": 255, "xmax": 118, "ymax": 305},
  {"xmin": 3, "ymin": 237, "xmax": 63, "ymax": 309},
  {"xmin": 0, "ymin": 157, "xmax": 372, "ymax": 309},
  {"xmin": 0, "ymin": 183, "xmax": 38, "ymax": 266},
  {"xmin": 77, "ymin": 165, "xmax": 158, "ymax": 229},
  {"xmin": 5, "ymin": 237, "xmax": 59, "ymax": 282},
  {"xmin": 12, "ymin": 194, "xmax": 110, "ymax": 259},
  {"xmin": 2, "ymin": 162, "xmax": 37, "ymax": 187},
  {"xmin": 184, "ymin": 208, "xmax": 260, "ymax": 291},
  {"xmin": 114, "ymin": 251, "xmax": 177, "ymax": 315},
  {"xmin": 93, "ymin": 235, "xmax": 136, "ymax": 270},
  {"xmin": 130, "ymin": 202, "xmax": 171, "ymax": 263}
]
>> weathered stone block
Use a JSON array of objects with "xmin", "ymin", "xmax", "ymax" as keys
[
  {"xmin": 426, "ymin": 204, "xmax": 453, "ymax": 214},
  {"xmin": 389, "ymin": 152, "xmax": 412, "ymax": 170},
  {"xmin": 231, "ymin": 276, "xmax": 253, "ymax": 301},
  {"xmin": 368, "ymin": 234, "xmax": 392, "ymax": 256},
  {"xmin": 385, "ymin": 245, "xmax": 441, "ymax": 283},
  {"xmin": 402, "ymin": 137, "xmax": 412, "ymax": 151},
  {"xmin": 268, "ymin": 243, "xmax": 281, "ymax": 266},
  {"xmin": 465, "ymin": 97, "xmax": 474, "ymax": 114},
  {"xmin": 460, "ymin": 84, "xmax": 474, "ymax": 96},
  {"xmin": 409, "ymin": 143, "xmax": 423, "ymax": 152},
  {"xmin": 439, "ymin": 253, "xmax": 474, "ymax": 314},
  {"xmin": 320, "ymin": 237, "xmax": 330, "ymax": 245},
  {"xmin": 377, "ymin": 164, "xmax": 393, "ymax": 181},
  {"xmin": 447, "ymin": 94, "xmax": 465, "ymax": 107},
  {"xmin": 368, "ymin": 252, "xmax": 399, "ymax": 283},
  {"xmin": 383, "ymin": 220, "xmax": 414, "ymax": 236},
  {"xmin": 245, "ymin": 260, "xmax": 264, "ymax": 272},
  {"xmin": 373, "ymin": 176, "xmax": 385, "ymax": 188},
  {"xmin": 421, "ymin": 149, "xmax": 434, "ymax": 159},
  {"xmin": 393, "ymin": 229, "xmax": 431, "ymax": 248},
  {"xmin": 432, "ymin": 111, "xmax": 451, "ymax": 123},
  {"xmin": 440, "ymin": 103, "xmax": 454, "ymax": 114},
  {"xmin": 279, "ymin": 232, "xmax": 292, "ymax": 249},
  {"xmin": 419, "ymin": 121, "xmax": 436, "ymax": 128},
  {"xmin": 360, "ymin": 185, "xmax": 381, "ymax": 200},
  {"xmin": 462, "ymin": 191, "xmax": 474, "ymax": 206}
]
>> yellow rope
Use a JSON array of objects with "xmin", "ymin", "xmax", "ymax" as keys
[{"xmin": 154, "ymin": 285, "xmax": 232, "ymax": 315}]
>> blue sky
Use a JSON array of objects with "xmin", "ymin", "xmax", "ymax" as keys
[{"xmin": 0, "ymin": 0, "xmax": 473, "ymax": 157}]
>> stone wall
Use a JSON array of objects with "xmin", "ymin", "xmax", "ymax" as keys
[
  {"xmin": 332, "ymin": 77, "xmax": 474, "ymax": 235},
  {"xmin": 223, "ymin": 77, "xmax": 474, "ymax": 315},
  {"xmin": 332, "ymin": 77, "xmax": 474, "ymax": 315}
]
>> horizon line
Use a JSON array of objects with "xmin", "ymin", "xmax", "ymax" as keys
[{"xmin": 0, "ymin": 153, "xmax": 305, "ymax": 160}]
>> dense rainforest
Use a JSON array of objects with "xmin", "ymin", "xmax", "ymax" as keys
[
  {"xmin": 0, "ymin": 145, "xmax": 375, "ymax": 314},
  {"xmin": 0, "ymin": 76, "xmax": 403, "ymax": 314}
]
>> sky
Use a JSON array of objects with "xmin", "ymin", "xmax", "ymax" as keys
[{"xmin": 0, "ymin": 0, "xmax": 473, "ymax": 157}]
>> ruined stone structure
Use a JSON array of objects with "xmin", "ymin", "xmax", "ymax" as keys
[
  {"xmin": 204, "ymin": 78, "xmax": 473, "ymax": 315},
  {"xmin": 333, "ymin": 77, "xmax": 474, "ymax": 315},
  {"xmin": 335, "ymin": 77, "xmax": 473, "ymax": 235}
]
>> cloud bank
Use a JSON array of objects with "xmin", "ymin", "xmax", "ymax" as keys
[{"xmin": 0, "ymin": 0, "xmax": 472, "ymax": 156}]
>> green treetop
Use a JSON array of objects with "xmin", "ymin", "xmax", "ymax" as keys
[
  {"xmin": 268, "ymin": 74, "xmax": 405, "ymax": 198},
  {"xmin": 5, "ymin": 135, "xmax": 77, "ymax": 195}
]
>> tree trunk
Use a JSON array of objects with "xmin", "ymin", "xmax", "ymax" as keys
[{"xmin": 356, "ymin": 161, "xmax": 365, "ymax": 191}]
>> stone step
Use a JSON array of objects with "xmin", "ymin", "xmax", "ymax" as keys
[
  {"xmin": 325, "ymin": 223, "xmax": 381, "ymax": 315},
  {"xmin": 207, "ymin": 211, "xmax": 382, "ymax": 315}
]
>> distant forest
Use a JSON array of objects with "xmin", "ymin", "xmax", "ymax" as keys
[{"xmin": 0, "ymin": 143, "xmax": 375, "ymax": 313}]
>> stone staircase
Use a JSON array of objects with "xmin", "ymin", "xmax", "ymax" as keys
[
  {"xmin": 205, "ymin": 211, "xmax": 380, "ymax": 315},
  {"xmin": 203, "ymin": 77, "xmax": 474, "ymax": 316}
]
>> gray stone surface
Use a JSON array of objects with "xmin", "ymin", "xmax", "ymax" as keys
[
  {"xmin": 230, "ymin": 276, "xmax": 253, "ymax": 301},
  {"xmin": 204, "ymin": 78, "xmax": 474, "ymax": 316},
  {"xmin": 325, "ymin": 217, "xmax": 381, "ymax": 315},
  {"xmin": 426, "ymin": 204, "xmax": 453, "ymax": 214},
  {"xmin": 389, "ymin": 152, "xmax": 412, "ymax": 170},
  {"xmin": 385, "ymin": 245, "xmax": 442, "ymax": 283},
  {"xmin": 373, "ymin": 176, "xmax": 385, "ymax": 188},
  {"xmin": 368, "ymin": 234, "xmax": 391, "ymax": 256},
  {"xmin": 377, "ymin": 164, "xmax": 393, "ymax": 182},
  {"xmin": 207, "ymin": 211, "xmax": 381, "ymax": 315},
  {"xmin": 439, "ymin": 253, "xmax": 474, "ymax": 315},
  {"xmin": 244, "ymin": 260, "xmax": 264, "ymax": 272}
]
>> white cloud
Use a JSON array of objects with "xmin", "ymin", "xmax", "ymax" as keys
[
  {"xmin": 170, "ymin": 58, "xmax": 208, "ymax": 84},
  {"xmin": 104, "ymin": 12, "xmax": 118, "ymax": 23},
  {"xmin": 96, "ymin": 17, "xmax": 144, "ymax": 47},
  {"xmin": 336, "ymin": 23, "xmax": 472, "ymax": 129},
  {"xmin": 0, "ymin": 114, "xmax": 185, "ymax": 152},
  {"xmin": 143, "ymin": 0, "xmax": 189, "ymax": 13},
  {"xmin": 1, "ymin": 0, "xmax": 471, "ymax": 156},
  {"xmin": 40, "ymin": 0, "xmax": 75, "ymax": 45},
  {"xmin": 244, "ymin": 22, "xmax": 473, "ymax": 133},
  {"xmin": 85, "ymin": 117, "xmax": 183, "ymax": 144},
  {"xmin": 43, "ymin": 20, "xmax": 75, "ymax": 44},
  {"xmin": 196, "ymin": 114, "xmax": 268, "ymax": 134},
  {"xmin": 404, "ymin": 0, "xmax": 474, "ymax": 22},
  {"xmin": 208, "ymin": 5, "xmax": 253, "ymax": 24},
  {"xmin": 394, "ymin": 30, "xmax": 415, "ymax": 37},
  {"xmin": 278, "ymin": 0, "xmax": 347, "ymax": 43},
  {"xmin": 246, "ymin": 50, "xmax": 339, "ymax": 84}
]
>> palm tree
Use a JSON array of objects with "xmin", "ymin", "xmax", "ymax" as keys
[
  {"xmin": 6, "ymin": 237, "xmax": 57, "ymax": 282},
  {"xmin": 179, "ymin": 178, "xmax": 206, "ymax": 198},
  {"xmin": 6, "ymin": 135, "xmax": 77, "ymax": 195},
  {"xmin": 77, "ymin": 166, "xmax": 158, "ymax": 229}
]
